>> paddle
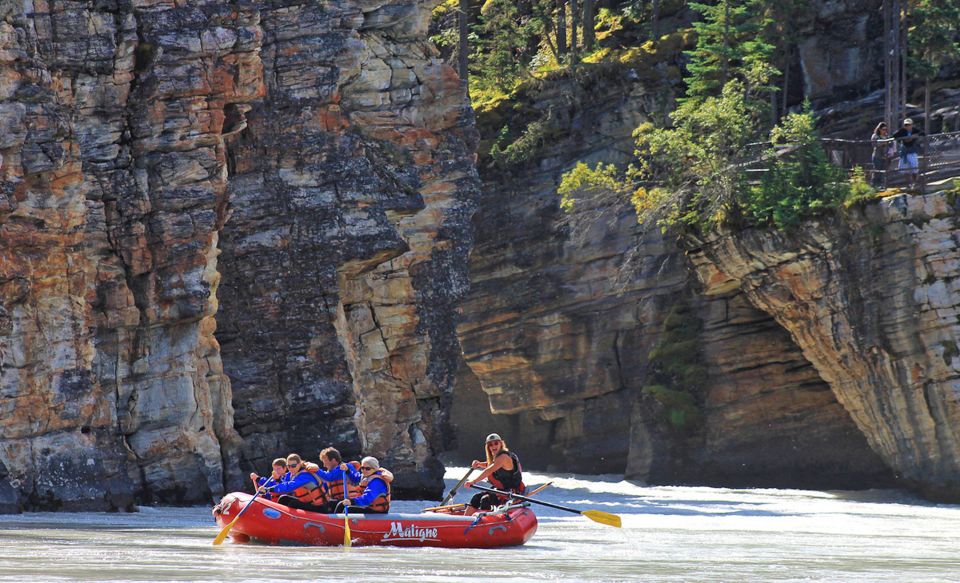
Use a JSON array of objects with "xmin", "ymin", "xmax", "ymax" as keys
[
  {"xmin": 342, "ymin": 473, "xmax": 352, "ymax": 548},
  {"xmin": 426, "ymin": 482, "xmax": 552, "ymax": 513},
  {"xmin": 526, "ymin": 481, "xmax": 552, "ymax": 496},
  {"xmin": 470, "ymin": 484, "xmax": 621, "ymax": 528},
  {"xmin": 213, "ymin": 479, "xmax": 274, "ymax": 545},
  {"xmin": 423, "ymin": 502, "xmax": 467, "ymax": 512},
  {"xmin": 440, "ymin": 468, "xmax": 474, "ymax": 507}
]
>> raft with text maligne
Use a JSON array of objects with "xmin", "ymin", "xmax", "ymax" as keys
[{"xmin": 212, "ymin": 491, "xmax": 538, "ymax": 548}]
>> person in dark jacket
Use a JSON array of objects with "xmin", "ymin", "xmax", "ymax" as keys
[
  {"xmin": 870, "ymin": 122, "xmax": 894, "ymax": 188},
  {"xmin": 463, "ymin": 433, "xmax": 525, "ymax": 515},
  {"xmin": 891, "ymin": 118, "xmax": 925, "ymax": 188},
  {"xmin": 342, "ymin": 456, "xmax": 392, "ymax": 514}
]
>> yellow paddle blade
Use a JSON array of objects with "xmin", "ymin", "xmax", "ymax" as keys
[
  {"xmin": 213, "ymin": 516, "xmax": 239, "ymax": 545},
  {"xmin": 343, "ymin": 515, "xmax": 352, "ymax": 548},
  {"xmin": 582, "ymin": 510, "xmax": 622, "ymax": 528}
]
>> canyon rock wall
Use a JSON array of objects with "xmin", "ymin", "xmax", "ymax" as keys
[
  {"xmin": 216, "ymin": 0, "xmax": 478, "ymax": 498},
  {"xmin": 455, "ymin": 58, "xmax": 891, "ymax": 488},
  {"xmin": 794, "ymin": 0, "xmax": 883, "ymax": 100},
  {"xmin": 0, "ymin": 0, "xmax": 260, "ymax": 510},
  {"xmin": 455, "ymin": 0, "xmax": 958, "ymax": 494},
  {"xmin": 689, "ymin": 192, "xmax": 960, "ymax": 500},
  {"xmin": 0, "ymin": 0, "xmax": 476, "ymax": 511},
  {"xmin": 681, "ymin": 259, "xmax": 892, "ymax": 488}
]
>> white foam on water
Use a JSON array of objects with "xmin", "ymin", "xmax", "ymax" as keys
[{"xmin": 0, "ymin": 467, "xmax": 957, "ymax": 582}]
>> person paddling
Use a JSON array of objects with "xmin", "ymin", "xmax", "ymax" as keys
[
  {"xmin": 263, "ymin": 453, "xmax": 326, "ymax": 511},
  {"xmin": 305, "ymin": 447, "xmax": 360, "ymax": 512},
  {"xmin": 305, "ymin": 446, "xmax": 396, "ymax": 513},
  {"xmin": 463, "ymin": 433, "xmax": 525, "ymax": 516},
  {"xmin": 249, "ymin": 458, "xmax": 287, "ymax": 500},
  {"xmin": 342, "ymin": 456, "xmax": 393, "ymax": 514}
]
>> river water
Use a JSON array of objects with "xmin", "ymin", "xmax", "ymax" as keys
[{"xmin": 1, "ymin": 468, "xmax": 958, "ymax": 582}]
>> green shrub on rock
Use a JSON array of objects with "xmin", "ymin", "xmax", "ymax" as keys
[{"xmin": 641, "ymin": 299, "xmax": 706, "ymax": 431}]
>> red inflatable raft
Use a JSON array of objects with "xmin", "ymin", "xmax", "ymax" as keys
[{"xmin": 212, "ymin": 492, "xmax": 538, "ymax": 548}]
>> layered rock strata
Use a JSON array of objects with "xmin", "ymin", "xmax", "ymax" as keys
[
  {"xmin": 456, "ymin": 62, "xmax": 890, "ymax": 487},
  {"xmin": 680, "ymin": 267, "xmax": 892, "ymax": 488},
  {"xmin": 217, "ymin": 0, "xmax": 478, "ymax": 498},
  {"xmin": 0, "ymin": 0, "xmax": 260, "ymax": 510},
  {"xmin": 0, "ymin": 0, "xmax": 476, "ymax": 511},
  {"xmin": 689, "ymin": 192, "xmax": 960, "ymax": 500}
]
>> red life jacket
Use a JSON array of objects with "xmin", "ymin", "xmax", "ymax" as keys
[
  {"xmin": 323, "ymin": 461, "xmax": 363, "ymax": 501},
  {"xmin": 358, "ymin": 469, "xmax": 392, "ymax": 513}
]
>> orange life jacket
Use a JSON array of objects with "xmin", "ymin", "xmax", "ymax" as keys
[
  {"xmin": 323, "ymin": 461, "xmax": 363, "ymax": 501},
  {"xmin": 289, "ymin": 470, "xmax": 327, "ymax": 507},
  {"xmin": 358, "ymin": 469, "xmax": 392, "ymax": 513}
]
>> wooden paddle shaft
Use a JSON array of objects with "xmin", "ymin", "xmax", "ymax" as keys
[
  {"xmin": 440, "ymin": 468, "xmax": 474, "ymax": 506},
  {"xmin": 526, "ymin": 482, "xmax": 552, "ymax": 496},
  {"xmin": 423, "ymin": 503, "xmax": 467, "ymax": 512}
]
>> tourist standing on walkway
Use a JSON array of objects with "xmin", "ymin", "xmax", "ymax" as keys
[
  {"xmin": 892, "ymin": 118, "xmax": 925, "ymax": 189},
  {"xmin": 871, "ymin": 122, "xmax": 894, "ymax": 188}
]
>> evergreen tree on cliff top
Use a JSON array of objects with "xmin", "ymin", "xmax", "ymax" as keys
[
  {"xmin": 908, "ymin": 0, "xmax": 960, "ymax": 134},
  {"xmin": 682, "ymin": 0, "xmax": 777, "ymax": 104}
]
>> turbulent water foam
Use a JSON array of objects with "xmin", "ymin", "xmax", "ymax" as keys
[{"xmin": 1, "ymin": 468, "xmax": 958, "ymax": 582}]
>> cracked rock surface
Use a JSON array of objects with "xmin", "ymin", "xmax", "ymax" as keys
[
  {"xmin": 689, "ymin": 192, "xmax": 960, "ymax": 501},
  {"xmin": 0, "ymin": 0, "xmax": 477, "ymax": 511},
  {"xmin": 455, "ymin": 57, "xmax": 892, "ymax": 492}
]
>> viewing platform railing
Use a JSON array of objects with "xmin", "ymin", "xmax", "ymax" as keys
[{"xmin": 742, "ymin": 131, "xmax": 960, "ymax": 193}]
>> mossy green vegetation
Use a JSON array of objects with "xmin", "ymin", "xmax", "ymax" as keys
[
  {"xmin": 558, "ymin": 162, "xmax": 631, "ymax": 212},
  {"xmin": 641, "ymin": 299, "xmax": 706, "ymax": 431},
  {"xmin": 842, "ymin": 167, "xmax": 878, "ymax": 210},
  {"xmin": 447, "ymin": 0, "xmax": 691, "ymax": 170},
  {"xmin": 489, "ymin": 119, "xmax": 554, "ymax": 168},
  {"xmin": 945, "ymin": 179, "xmax": 960, "ymax": 207},
  {"xmin": 474, "ymin": 29, "xmax": 688, "ymax": 171},
  {"xmin": 546, "ymin": 0, "xmax": 960, "ymax": 235},
  {"xmin": 562, "ymin": 95, "xmax": 881, "ymax": 232},
  {"xmin": 742, "ymin": 105, "xmax": 863, "ymax": 228},
  {"xmin": 942, "ymin": 340, "xmax": 959, "ymax": 366}
]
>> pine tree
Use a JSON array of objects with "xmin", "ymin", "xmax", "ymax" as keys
[
  {"xmin": 909, "ymin": 0, "xmax": 960, "ymax": 134},
  {"xmin": 762, "ymin": 0, "xmax": 808, "ymax": 118},
  {"xmin": 682, "ymin": 0, "xmax": 777, "ymax": 104},
  {"xmin": 471, "ymin": 0, "xmax": 550, "ymax": 91}
]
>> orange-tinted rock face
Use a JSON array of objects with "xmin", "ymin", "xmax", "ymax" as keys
[
  {"xmin": 0, "ymin": 1, "xmax": 261, "ymax": 510},
  {"xmin": 0, "ymin": 0, "xmax": 477, "ymax": 511}
]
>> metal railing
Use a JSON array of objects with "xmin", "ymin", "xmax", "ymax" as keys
[
  {"xmin": 822, "ymin": 131, "xmax": 960, "ymax": 191},
  {"xmin": 743, "ymin": 131, "xmax": 960, "ymax": 193}
]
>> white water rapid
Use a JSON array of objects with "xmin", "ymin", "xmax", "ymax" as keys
[{"xmin": 1, "ymin": 468, "xmax": 958, "ymax": 582}]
